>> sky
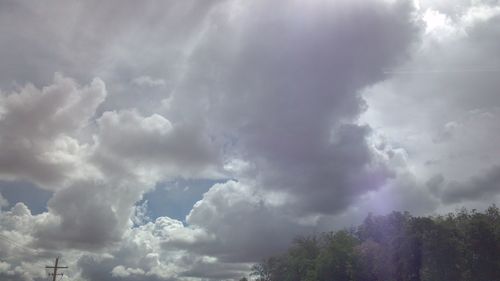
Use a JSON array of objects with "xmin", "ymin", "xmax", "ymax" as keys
[{"xmin": 0, "ymin": 0, "xmax": 499, "ymax": 280}]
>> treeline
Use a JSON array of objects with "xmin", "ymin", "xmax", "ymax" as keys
[{"xmin": 249, "ymin": 205, "xmax": 500, "ymax": 281}]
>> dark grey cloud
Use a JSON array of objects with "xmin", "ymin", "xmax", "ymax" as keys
[
  {"xmin": 34, "ymin": 180, "xmax": 129, "ymax": 250},
  {"xmin": 440, "ymin": 165, "xmax": 500, "ymax": 204},
  {"xmin": 181, "ymin": 260, "xmax": 249, "ymax": 280},
  {"xmin": 167, "ymin": 0, "xmax": 418, "ymax": 216},
  {"xmin": 151, "ymin": 0, "xmax": 421, "ymax": 264}
]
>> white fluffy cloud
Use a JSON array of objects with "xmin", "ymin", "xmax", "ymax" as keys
[
  {"xmin": 0, "ymin": 74, "xmax": 105, "ymax": 189},
  {"xmin": 94, "ymin": 109, "xmax": 221, "ymax": 182}
]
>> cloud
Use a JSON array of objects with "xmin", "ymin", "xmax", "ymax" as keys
[
  {"xmin": 76, "ymin": 215, "xmax": 250, "ymax": 281},
  {"xmin": 33, "ymin": 180, "xmax": 133, "ymax": 250},
  {"xmin": 165, "ymin": 0, "xmax": 418, "ymax": 218},
  {"xmin": 0, "ymin": 70, "xmax": 222, "ymax": 253},
  {"xmin": 440, "ymin": 165, "xmax": 500, "ymax": 204},
  {"xmin": 145, "ymin": 0, "xmax": 420, "ymax": 264},
  {"xmin": 0, "ymin": 202, "xmax": 59, "ymax": 281},
  {"xmin": 132, "ymin": 76, "xmax": 166, "ymax": 87},
  {"xmin": 361, "ymin": 0, "xmax": 500, "ymax": 210},
  {"xmin": 111, "ymin": 265, "xmax": 145, "ymax": 278},
  {"xmin": 178, "ymin": 181, "xmax": 312, "ymax": 262},
  {"xmin": 180, "ymin": 259, "xmax": 249, "ymax": 280},
  {"xmin": 0, "ymin": 70, "xmax": 227, "ymax": 279},
  {"xmin": 0, "ymin": 74, "xmax": 105, "ymax": 189},
  {"xmin": 0, "ymin": 192, "xmax": 8, "ymax": 209},
  {"xmin": 0, "ymin": 0, "xmax": 220, "ymax": 88},
  {"xmin": 93, "ymin": 109, "xmax": 221, "ymax": 182}
]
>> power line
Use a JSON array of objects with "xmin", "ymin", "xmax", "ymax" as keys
[
  {"xmin": 0, "ymin": 234, "xmax": 68, "ymax": 280},
  {"xmin": 0, "ymin": 233, "xmax": 39, "ymax": 254}
]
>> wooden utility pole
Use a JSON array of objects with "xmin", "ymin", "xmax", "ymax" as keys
[{"xmin": 46, "ymin": 257, "xmax": 67, "ymax": 281}]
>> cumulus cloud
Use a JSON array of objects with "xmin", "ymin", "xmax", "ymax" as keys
[
  {"xmin": 93, "ymin": 109, "xmax": 221, "ymax": 182},
  {"xmin": 138, "ymin": 0, "xmax": 422, "ymax": 265},
  {"xmin": 0, "ymin": 203, "xmax": 58, "ymax": 281},
  {"xmin": 0, "ymin": 74, "xmax": 105, "ymax": 189},
  {"xmin": 166, "ymin": 0, "xmax": 418, "ymax": 218},
  {"xmin": 176, "ymin": 181, "xmax": 310, "ymax": 262},
  {"xmin": 76, "ymin": 215, "xmax": 250, "ymax": 281},
  {"xmin": 0, "ymin": 72, "xmax": 223, "ymax": 280},
  {"xmin": 0, "ymin": 69, "xmax": 221, "ymax": 254},
  {"xmin": 34, "ymin": 180, "xmax": 135, "ymax": 250},
  {"xmin": 111, "ymin": 265, "xmax": 145, "ymax": 278}
]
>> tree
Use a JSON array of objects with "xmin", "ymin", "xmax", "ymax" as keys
[
  {"xmin": 315, "ymin": 230, "xmax": 360, "ymax": 281},
  {"xmin": 286, "ymin": 235, "xmax": 320, "ymax": 281},
  {"xmin": 251, "ymin": 257, "xmax": 286, "ymax": 281},
  {"xmin": 251, "ymin": 205, "xmax": 500, "ymax": 281}
]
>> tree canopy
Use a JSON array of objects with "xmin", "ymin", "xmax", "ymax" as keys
[{"xmin": 251, "ymin": 205, "xmax": 500, "ymax": 281}]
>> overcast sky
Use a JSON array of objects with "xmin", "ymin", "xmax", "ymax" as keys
[{"xmin": 0, "ymin": 0, "xmax": 499, "ymax": 280}]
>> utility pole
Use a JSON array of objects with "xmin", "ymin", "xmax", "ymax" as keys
[{"xmin": 46, "ymin": 257, "xmax": 68, "ymax": 281}]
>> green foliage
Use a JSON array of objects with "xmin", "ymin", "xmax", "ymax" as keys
[{"xmin": 251, "ymin": 205, "xmax": 500, "ymax": 281}]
